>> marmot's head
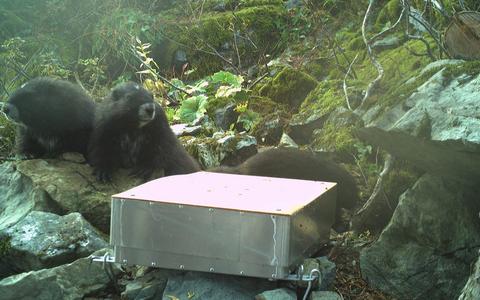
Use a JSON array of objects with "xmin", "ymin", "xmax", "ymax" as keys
[
  {"xmin": 4, "ymin": 81, "xmax": 36, "ymax": 128},
  {"xmin": 108, "ymin": 82, "xmax": 156, "ymax": 128}
]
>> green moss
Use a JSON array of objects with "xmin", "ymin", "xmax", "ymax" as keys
[
  {"xmin": 311, "ymin": 123, "xmax": 356, "ymax": 154},
  {"xmin": 259, "ymin": 67, "xmax": 318, "ymax": 109},
  {"xmin": 299, "ymin": 80, "xmax": 344, "ymax": 116},
  {"xmin": 375, "ymin": 0, "xmax": 401, "ymax": 29},
  {"xmin": 442, "ymin": 60, "xmax": 480, "ymax": 83},
  {"xmin": 248, "ymin": 95, "xmax": 287, "ymax": 115},
  {"xmin": 383, "ymin": 162, "xmax": 422, "ymax": 204},
  {"xmin": 347, "ymin": 36, "xmax": 365, "ymax": 51},
  {"xmin": 159, "ymin": 4, "xmax": 286, "ymax": 78}
]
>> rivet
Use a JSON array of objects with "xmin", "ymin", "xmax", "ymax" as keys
[
  {"xmin": 240, "ymin": 271, "xmax": 245, "ymax": 275},
  {"xmin": 271, "ymin": 274, "xmax": 277, "ymax": 278},
  {"xmin": 179, "ymin": 264, "xmax": 185, "ymax": 269},
  {"xmin": 209, "ymin": 208, "xmax": 214, "ymax": 212},
  {"xmin": 130, "ymin": 194, "xmax": 135, "ymax": 197},
  {"xmin": 178, "ymin": 204, "xmax": 183, "ymax": 208},
  {"xmin": 122, "ymin": 259, "xmax": 128, "ymax": 264},
  {"xmin": 209, "ymin": 267, "xmax": 215, "ymax": 272},
  {"xmin": 151, "ymin": 262, "xmax": 156, "ymax": 267}
]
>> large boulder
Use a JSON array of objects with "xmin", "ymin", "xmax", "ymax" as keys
[
  {"xmin": 0, "ymin": 248, "xmax": 120, "ymax": 300},
  {"xmin": 5, "ymin": 157, "xmax": 140, "ymax": 233},
  {"xmin": 0, "ymin": 211, "xmax": 107, "ymax": 278},
  {"xmin": 357, "ymin": 66, "xmax": 480, "ymax": 183},
  {"xmin": 360, "ymin": 174, "xmax": 480, "ymax": 299},
  {"xmin": 458, "ymin": 253, "xmax": 480, "ymax": 300}
]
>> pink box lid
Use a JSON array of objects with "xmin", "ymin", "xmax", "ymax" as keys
[{"xmin": 113, "ymin": 171, "xmax": 336, "ymax": 215}]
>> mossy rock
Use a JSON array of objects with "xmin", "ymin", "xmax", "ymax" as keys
[
  {"xmin": 259, "ymin": 67, "xmax": 318, "ymax": 110},
  {"xmin": 159, "ymin": 3, "xmax": 287, "ymax": 78},
  {"xmin": 375, "ymin": 0, "xmax": 402, "ymax": 29},
  {"xmin": 248, "ymin": 95, "xmax": 288, "ymax": 115},
  {"xmin": 299, "ymin": 80, "xmax": 345, "ymax": 115}
]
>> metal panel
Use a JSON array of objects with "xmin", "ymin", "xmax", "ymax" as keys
[{"xmin": 110, "ymin": 198, "xmax": 293, "ymax": 278}]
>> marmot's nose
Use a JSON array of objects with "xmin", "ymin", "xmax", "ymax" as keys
[{"xmin": 145, "ymin": 104, "xmax": 155, "ymax": 115}]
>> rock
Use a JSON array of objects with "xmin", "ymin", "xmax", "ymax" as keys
[
  {"xmin": 360, "ymin": 174, "xmax": 480, "ymax": 300},
  {"xmin": 0, "ymin": 248, "xmax": 120, "ymax": 300},
  {"xmin": 357, "ymin": 68, "xmax": 480, "ymax": 183},
  {"xmin": 458, "ymin": 252, "xmax": 480, "ymax": 300},
  {"xmin": 161, "ymin": 271, "xmax": 275, "ymax": 300},
  {"xmin": 316, "ymin": 256, "xmax": 336, "ymax": 291},
  {"xmin": 0, "ymin": 211, "xmax": 107, "ymax": 278},
  {"xmin": 214, "ymin": 103, "xmax": 239, "ymax": 131},
  {"xmin": 216, "ymin": 133, "xmax": 257, "ymax": 166},
  {"xmin": 255, "ymin": 288, "xmax": 296, "ymax": 300},
  {"xmin": 3, "ymin": 159, "xmax": 141, "ymax": 233},
  {"xmin": 253, "ymin": 112, "xmax": 288, "ymax": 145},
  {"xmin": 372, "ymin": 35, "xmax": 404, "ymax": 51},
  {"xmin": 186, "ymin": 132, "xmax": 257, "ymax": 169},
  {"xmin": 310, "ymin": 291, "xmax": 343, "ymax": 300},
  {"xmin": 121, "ymin": 268, "xmax": 173, "ymax": 300},
  {"xmin": 288, "ymin": 110, "xmax": 328, "ymax": 145},
  {"xmin": 278, "ymin": 133, "xmax": 298, "ymax": 148},
  {"xmin": 0, "ymin": 163, "xmax": 39, "ymax": 231},
  {"xmin": 259, "ymin": 67, "xmax": 318, "ymax": 110},
  {"xmin": 171, "ymin": 124, "xmax": 202, "ymax": 137}
]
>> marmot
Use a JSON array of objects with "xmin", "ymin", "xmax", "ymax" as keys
[
  {"xmin": 3, "ymin": 77, "xmax": 95, "ymax": 158},
  {"xmin": 88, "ymin": 82, "xmax": 200, "ymax": 182},
  {"xmin": 209, "ymin": 148, "xmax": 359, "ymax": 221}
]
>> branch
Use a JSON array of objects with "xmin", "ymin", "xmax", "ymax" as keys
[
  {"xmin": 130, "ymin": 48, "xmax": 192, "ymax": 96},
  {"xmin": 359, "ymin": 0, "xmax": 384, "ymax": 108},
  {"xmin": 343, "ymin": 53, "xmax": 359, "ymax": 111},
  {"xmin": 356, "ymin": 154, "xmax": 395, "ymax": 216}
]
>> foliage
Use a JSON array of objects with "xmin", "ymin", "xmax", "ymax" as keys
[{"xmin": 176, "ymin": 95, "xmax": 209, "ymax": 123}]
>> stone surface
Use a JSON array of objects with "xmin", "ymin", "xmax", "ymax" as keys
[
  {"xmin": 187, "ymin": 132, "xmax": 257, "ymax": 169},
  {"xmin": 288, "ymin": 110, "xmax": 328, "ymax": 145},
  {"xmin": 171, "ymin": 124, "xmax": 202, "ymax": 137},
  {"xmin": 357, "ymin": 69, "xmax": 480, "ymax": 183},
  {"xmin": 316, "ymin": 256, "xmax": 336, "ymax": 291},
  {"xmin": 0, "ymin": 248, "xmax": 120, "ymax": 300},
  {"xmin": 121, "ymin": 268, "xmax": 173, "ymax": 300},
  {"xmin": 12, "ymin": 159, "xmax": 140, "ymax": 233},
  {"xmin": 458, "ymin": 251, "xmax": 480, "ymax": 300},
  {"xmin": 162, "ymin": 271, "xmax": 276, "ymax": 300},
  {"xmin": 214, "ymin": 102, "xmax": 239, "ymax": 131},
  {"xmin": 0, "ymin": 163, "xmax": 40, "ymax": 231},
  {"xmin": 278, "ymin": 133, "xmax": 298, "ymax": 148},
  {"xmin": 310, "ymin": 291, "xmax": 343, "ymax": 300},
  {"xmin": 0, "ymin": 211, "xmax": 107, "ymax": 278},
  {"xmin": 255, "ymin": 288, "xmax": 296, "ymax": 300},
  {"xmin": 360, "ymin": 174, "xmax": 480, "ymax": 300}
]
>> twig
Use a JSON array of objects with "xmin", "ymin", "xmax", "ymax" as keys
[
  {"xmin": 247, "ymin": 72, "xmax": 268, "ymax": 90},
  {"xmin": 369, "ymin": 5, "xmax": 406, "ymax": 43},
  {"xmin": 343, "ymin": 53, "xmax": 359, "ymax": 111},
  {"xmin": 231, "ymin": 11, "xmax": 242, "ymax": 71},
  {"xmin": 359, "ymin": 0, "xmax": 384, "ymax": 108},
  {"xmin": 131, "ymin": 48, "xmax": 192, "ymax": 96},
  {"xmin": 356, "ymin": 154, "xmax": 395, "ymax": 216}
]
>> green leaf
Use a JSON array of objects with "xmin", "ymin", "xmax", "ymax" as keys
[
  {"xmin": 176, "ymin": 95, "xmax": 209, "ymax": 123},
  {"xmin": 211, "ymin": 71, "xmax": 244, "ymax": 87},
  {"xmin": 215, "ymin": 85, "xmax": 241, "ymax": 98}
]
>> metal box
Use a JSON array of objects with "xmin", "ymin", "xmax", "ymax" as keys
[{"xmin": 110, "ymin": 171, "xmax": 337, "ymax": 279}]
